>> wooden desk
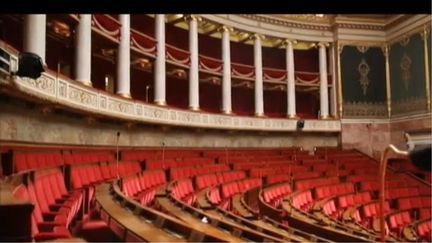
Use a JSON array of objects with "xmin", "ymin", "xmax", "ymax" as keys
[
  {"xmin": 156, "ymin": 197, "xmax": 244, "ymax": 242},
  {"xmin": 159, "ymin": 195, "xmax": 286, "ymax": 242},
  {"xmin": 232, "ymin": 194, "xmax": 254, "ymax": 219},
  {"xmin": 196, "ymin": 188, "xmax": 213, "ymax": 209},
  {"xmin": 94, "ymin": 184, "xmax": 185, "ymax": 242},
  {"xmin": 280, "ymin": 201, "xmax": 373, "ymax": 242}
]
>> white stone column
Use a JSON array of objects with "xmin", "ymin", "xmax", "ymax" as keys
[
  {"xmin": 318, "ymin": 42, "xmax": 329, "ymax": 119},
  {"xmin": 116, "ymin": 14, "xmax": 131, "ymax": 98},
  {"xmin": 74, "ymin": 14, "xmax": 92, "ymax": 86},
  {"xmin": 154, "ymin": 14, "xmax": 166, "ymax": 105},
  {"xmin": 23, "ymin": 14, "xmax": 46, "ymax": 64},
  {"xmin": 284, "ymin": 39, "xmax": 296, "ymax": 118},
  {"xmin": 187, "ymin": 15, "xmax": 200, "ymax": 110},
  {"xmin": 252, "ymin": 34, "xmax": 264, "ymax": 116},
  {"xmin": 220, "ymin": 26, "xmax": 232, "ymax": 114}
]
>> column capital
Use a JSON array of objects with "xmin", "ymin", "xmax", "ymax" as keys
[
  {"xmin": 381, "ymin": 45, "xmax": 390, "ymax": 57},
  {"xmin": 184, "ymin": 15, "xmax": 202, "ymax": 22},
  {"xmin": 337, "ymin": 43, "xmax": 344, "ymax": 54},
  {"xmin": 317, "ymin": 42, "xmax": 330, "ymax": 48},
  {"xmin": 217, "ymin": 25, "xmax": 234, "ymax": 33},
  {"xmin": 282, "ymin": 39, "xmax": 297, "ymax": 47},
  {"xmin": 249, "ymin": 33, "xmax": 265, "ymax": 41},
  {"xmin": 420, "ymin": 26, "xmax": 430, "ymax": 40}
]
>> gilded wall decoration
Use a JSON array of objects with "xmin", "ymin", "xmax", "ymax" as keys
[
  {"xmin": 399, "ymin": 36, "xmax": 410, "ymax": 47},
  {"xmin": 392, "ymin": 97, "xmax": 427, "ymax": 115},
  {"xmin": 357, "ymin": 58, "xmax": 371, "ymax": 96},
  {"xmin": 400, "ymin": 53, "xmax": 412, "ymax": 91},
  {"xmin": 341, "ymin": 45, "xmax": 386, "ymax": 108},
  {"xmin": 343, "ymin": 101, "xmax": 387, "ymax": 118},
  {"xmin": 356, "ymin": 46, "xmax": 369, "ymax": 53},
  {"xmin": 390, "ymin": 32, "xmax": 425, "ymax": 106}
]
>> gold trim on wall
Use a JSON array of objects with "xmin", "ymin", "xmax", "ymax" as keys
[
  {"xmin": 421, "ymin": 28, "xmax": 431, "ymax": 111},
  {"xmin": 387, "ymin": 23, "xmax": 432, "ymax": 46},
  {"xmin": 392, "ymin": 97, "xmax": 428, "ymax": 115},
  {"xmin": 343, "ymin": 101, "xmax": 387, "ymax": 118},
  {"xmin": 337, "ymin": 40, "xmax": 385, "ymax": 48},
  {"xmin": 383, "ymin": 45, "xmax": 392, "ymax": 118},
  {"xmin": 337, "ymin": 42, "xmax": 344, "ymax": 118}
]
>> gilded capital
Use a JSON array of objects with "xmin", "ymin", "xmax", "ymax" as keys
[
  {"xmin": 337, "ymin": 43, "xmax": 344, "ymax": 54},
  {"xmin": 317, "ymin": 42, "xmax": 329, "ymax": 48},
  {"xmin": 381, "ymin": 45, "xmax": 390, "ymax": 57},
  {"xmin": 184, "ymin": 15, "xmax": 202, "ymax": 22},
  {"xmin": 249, "ymin": 33, "xmax": 265, "ymax": 41},
  {"xmin": 282, "ymin": 39, "xmax": 297, "ymax": 47},
  {"xmin": 217, "ymin": 25, "xmax": 233, "ymax": 33},
  {"xmin": 420, "ymin": 26, "xmax": 430, "ymax": 40}
]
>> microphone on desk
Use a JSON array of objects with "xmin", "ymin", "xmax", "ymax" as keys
[
  {"xmin": 116, "ymin": 131, "xmax": 121, "ymax": 179},
  {"xmin": 162, "ymin": 142, "xmax": 166, "ymax": 169}
]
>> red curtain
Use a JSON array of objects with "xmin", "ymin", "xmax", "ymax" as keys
[
  {"xmin": 166, "ymin": 77, "xmax": 189, "ymax": 109},
  {"xmin": 131, "ymin": 15, "xmax": 155, "ymax": 37},
  {"xmin": 294, "ymin": 49, "xmax": 319, "ymax": 72},
  {"xmin": 232, "ymin": 86, "xmax": 254, "ymax": 116},
  {"xmin": 45, "ymin": 36, "xmax": 74, "ymax": 78},
  {"xmin": 130, "ymin": 69, "xmax": 153, "ymax": 102},
  {"xmin": 200, "ymin": 81, "xmax": 221, "ymax": 113},
  {"xmin": 262, "ymin": 46, "xmax": 285, "ymax": 69},
  {"xmin": 264, "ymin": 89, "xmax": 286, "ymax": 117},
  {"xmin": 91, "ymin": 54, "xmax": 116, "ymax": 91}
]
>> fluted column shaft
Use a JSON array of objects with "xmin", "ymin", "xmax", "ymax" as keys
[
  {"xmin": 75, "ymin": 14, "xmax": 92, "ymax": 86},
  {"xmin": 318, "ymin": 43, "xmax": 329, "ymax": 118},
  {"xmin": 154, "ymin": 14, "xmax": 166, "ymax": 105},
  {"xmin": 285, "ymin": 40, "xmax": 296, "ymax": 118},
  {"xmin": 23, "ymin": 14, "xmax": 46, "ymax": 64},
  {"xmin": 221, "ymin": 26, "xmax": 232, "ymax": 114},
  {"xmin": 188, "ymin": 16, "xmax": 199, "ymax": 110},
  {"xmin": 116, "ymin": 14, "xmax": 131, "ymax": 97},
  {"xmin": 253, "ymin": 35, "xmax": 264, "ymax": 116}
]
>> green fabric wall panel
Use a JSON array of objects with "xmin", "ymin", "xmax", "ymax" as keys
[
  {"xmin": 389, "ymin": 32, "xmax": 427, "ymax": 115},
  {"xmin": 341, "ymin": 46, "xmax": 386, "ymax": 103},
  {"xmin": 389, "ymin": 33, "xmax": 426, "ymax": 101}
]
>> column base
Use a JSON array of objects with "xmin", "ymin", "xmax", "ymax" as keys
[
  {"xmin": 154, "ymin": 100, "xmax": 167, "ymax": 106},
  {"xmin": 76, "ymin": 80, "xmax": 93, "ymax": 87},
  {"xmin": 320, "ymin": 114, "xmax": 331, "ymax": 119},
  {"xmin": 189, "ymin": 106, "xmax": 200, "ymax": 111},
  {"xmin": 255, "ymin": 112, "xmax": 265, "ymax": 117},
  {"xmin": 117, "ymin": 92, "xmax": 131, "ymax": 98},
  {"xmin": 287, "ymin": 113, "xmax": 298, "ymax": 119},
  {"xmin": 221, "ymin": 110, "xmax": 233, "ymax": 115}
]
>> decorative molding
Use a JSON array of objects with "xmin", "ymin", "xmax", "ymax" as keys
[
  {"xmin": 240, "ymin": 14, "xmax": 331, "ymax": 31},
  {"xmin": 341, "ymin": 118, "xmax": 389, "ymax": 124},
  {"xmin": 389, "ymin": 112, "xmax": 431, "ymax": 122},
  {"xmin": 334, "ymin": 22, "xmax": 384, "ymax": 31},
  {"xmin": 1, "ymin": 71, "xmax": 342, "ymax": 133},
  {"xmin": 356, "ymin": 46, "xmax": 370, "ymax": 53},
  {"xmin": 343, "ymin": 101, "xmax": 387, "ymax": 118},
  {"xmin": 392, "ymin": 97, "xmax": 427, "ymax": 115}
]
